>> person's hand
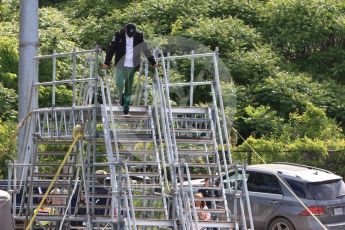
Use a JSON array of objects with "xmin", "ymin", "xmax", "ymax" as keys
[
  {"xmin": 198, "ymin": 211, "xmax": 207, "ymax": 220},
  {"xmin": 101, "ymin": 63, "xmax": 110, "ymax": 69}
]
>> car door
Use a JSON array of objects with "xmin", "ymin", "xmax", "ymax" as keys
[{"xmin": 247, "ymin": 172, "xmax": 284, "ymax": 230}]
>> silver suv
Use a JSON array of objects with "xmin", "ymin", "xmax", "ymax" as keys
[{"xmin": 224, "ymin": 163, "xmax": 345, "ymax": 230}]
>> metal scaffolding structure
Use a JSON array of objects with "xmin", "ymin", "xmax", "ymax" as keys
[{"xmin": 8, "ymin": 47, "xmax": 254, "ymax": 229}]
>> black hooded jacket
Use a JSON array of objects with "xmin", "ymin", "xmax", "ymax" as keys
[{"xmin": 104, "ymin": 29, "xmax": 156, "ymax": 70}]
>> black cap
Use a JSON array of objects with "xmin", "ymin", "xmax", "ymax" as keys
[{"xmin": 126, "ymin": 23, "xmax": 136, "ymax": 37}]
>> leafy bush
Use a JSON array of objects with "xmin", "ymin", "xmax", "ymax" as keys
[
  {"xmin": 286, "ymin": 137, "xmax": 328, "ymax": 168},
  {"xmin": 39, "ymin": 7, "xmax": 80, "ymax": 54},
  {"xmin": 234, "ymin": 136, "xmax": 342, "ymax": 175},
  {"xmin": 261, "ymin": 0, "xmax": 345, "ymax": 59},
  {"xmin": 253, "ymin": 72, "xmax": 332, "ymax": 117},
  {"xmin": 0, "ymin": 36, "xmax": 18, "ymax": 90},
  {"xmin": 241, "ymin": 105, "xmax": 284, "ymax": 138},
  {"xmin": 181, "ymin": 17, "xmax": 261, "ymax": 52},
  {"xmin": 0, "ymin": 121, "xmax": 17, "ymax": 179},
  {"xmin": 281, "ymin": 103, "xmax": 343, "ymax": 141},
  {"xmin": 0, "ymin": 0, "xmax": 19, "ymax": 22},
  {"xmin": 0, "ymin": 82, "xmax": 17, "ymax": 121},
  {"xmin": 325, "ymin": 139, "xmax": 345, "ymax": 178},
  {"xmin": 226, "ymin": 45, "xmax": 280, "ymax": 85},
  {"xmin": 208, "ymin": 0, "xmax": 264, "ymax": 26},
  {"xmin": 233, "ymin": 136, "xmax": 285, "ymax": 164},
  {"xmin": 260, "ymin": 0, "xmax": 345, "ymax": 83}
]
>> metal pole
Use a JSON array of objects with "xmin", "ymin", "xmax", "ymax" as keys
[
  {"xmin": 144, "ymin": 60, "xmax": 149, "ymax": 105},
  {"xmin": 189, "ymin": 50, "xmax": 195, "ymax": 107},
  {"xmin": 242, "ymin": 164, "xmax": 254, "ymax": 230},
  {"xmin": 213, "ymin": 48, "xmax": 233, "ymax": 164},
  {"xmin": 72, "ymin": 48, "xmax": 77, "ymax": 106},
  {"xmin": 18, "ymin": 0, "xmax": 39, "ymax": 163},
  {"xmin": 52, "ymin": 50, "xmax": 57, "ymax": 106}
]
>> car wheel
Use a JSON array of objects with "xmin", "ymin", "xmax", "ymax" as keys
[{"xmin": 269, "ymin": 218, "xmax": 295, "ymax": 230}]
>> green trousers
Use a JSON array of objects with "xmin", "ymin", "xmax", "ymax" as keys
[{"xmin": 115, "ymin": 67, "xmax": 136, "ymax": 113}]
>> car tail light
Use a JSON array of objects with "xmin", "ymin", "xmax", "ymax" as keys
[{"xmin": 299, "ymin": 206, "xmax": 325, "ymax": 216}]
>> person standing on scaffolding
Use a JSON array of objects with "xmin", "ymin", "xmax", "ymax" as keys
[{"xmin": 102, "ymin": 23, "xmax": 157, "ymax": 116}]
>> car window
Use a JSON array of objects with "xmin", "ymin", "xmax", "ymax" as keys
[
  {"xmin": 222, "ymin": 171, "xmax": 250, "ymax": 190},
  {"xmin": 248, "ymin": 172, "xmax": 282, "ymax": 195},
  {"xmin": 307, "ymin": 179, "xmax": 345, "ymax": 200},
  {"xmin": 285, "ymin": 179, "xmax": 308, "ymax": 199}
]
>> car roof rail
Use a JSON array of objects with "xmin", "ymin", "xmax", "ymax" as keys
[{"xmin": 272, "ymin": 162, "xmax": 333, "ymax": 174}]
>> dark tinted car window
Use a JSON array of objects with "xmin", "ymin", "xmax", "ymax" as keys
[
  {"xmin": 308, "ymin": 179, "xmax": 345, "ymax": 200},
  {"xmin": 248, "ymin": 173, "xmax": 282, "ymax": 195},
  {"xmin": 285, "ymin": 179, "xmax": 308, "ymax": 199}
]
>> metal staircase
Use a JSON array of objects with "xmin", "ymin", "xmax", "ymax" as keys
[
  {"xmin": 154, "ymin": 50, "xmax": 237, "ymax": 230},
  {"xmin": 8, "ymin": 47, "xmax": 253, "ymax": 229},
  {"xmin": 99, "ymin": 73, "xmax": 171, "ymax": 229},
  {"xmin": 8, "ymin": 49, "xmax": 100, "ymax": 229}
]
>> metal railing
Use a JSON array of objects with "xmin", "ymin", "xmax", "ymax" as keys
[{"xmin": 10, "ymin": 47, "xmax": 253, "ymax": 230}]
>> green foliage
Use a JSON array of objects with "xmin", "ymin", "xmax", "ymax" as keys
[
  {"xmin": 325, "ymin": 139, "xmax": 345, "ymax": 178},
  {"xmin": 208, "ymin": 0, "xmax": 264, "ymax": 26},
  {"xmin": 286, "ymin": 137, "xmax": 328, "ymax": 168},
  {"xmin": 233, "ymin": 103, "xmax": 344, "ymax": 175},
  {"xmin": 0, "ymin": 82, "xmax": 17, "ymax": 121},
  {"xmin": 74, "ymin": 0, "xmax": 131, "ymax": 18},
  {"xmin": 77, "ymin": 15, "xmax": 107, "ymax": 48},
  {"xmin": 227, "ymin": 45, "xmax": 280, "ymax": 84},
  {"xmin": 253, "ymin": 72, "xmax": 332, "ymax": 117},
  {"xmin": 234, "ymin": 136, "xmax": 345, "ymax": 177},
  {"xmin": 180, "ymin": 17, "xmax": 261, "ymax": 52},
  {"xmin": 306, "ymin": 47, "xmax": 345, "ymax": 83},
  {"xmin": 261, "ymin": 0, "xmax": 345, "ymax": 57},
  {"xmin": 76, "ymin": 0, "xmax": 211, "ymax": 48},
  {"xmin": 281, "ymin": 103, "xmax": 343, "ymax": 141},
  {"xmin": 0, "ymin": 121, "xmax": 17, "ymax": 179},
  {"xmin": 64, "ymin": 0, "xmax": 132, "ymax": 48},
  {"xmin": 39, "ymin": 7, "xmax": 80, "ymax": 54},
  {"xmin": 233, "ymin": 136, "xmax": 284, "ymax": 164},
  {"xmin": 0, "ymin": 0, "xmax": 19, "ymax": 22},
  {"xmin": 0, "ymin": 36, "xmax": 18, "ymax": 90},
  {"xmin": 108, "ymin": 0, "xmax": 210, "ymax": 34},
  {"xmin": 261, "ymin": 0, "xmax": 345, "ymax": 82},
  {"xmin": 39, "ymin": 0, "xmax": 71, "ymax": 7},
  {"xmin": 326, "ymin": 81, "xmax": 345, "ymax": 129},
  {"xmin": 242, "ymin": 105, "xmax": 284, "ymax": 138},
  {"xmin": 37, "ymin": 7, "xmax": 82, "ymax": 107}
]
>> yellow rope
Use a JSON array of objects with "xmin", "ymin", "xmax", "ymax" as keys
[
  {"xmin": 15, "ymin": 111, "xmax": 33, "ymax": 137},
  {"xmin": 25, "ymin": 125, "xmax": 84, "ymax": 230},
  {"xmin": 232, "ymin": 127, "xmax": 267, "ymax": 164}
]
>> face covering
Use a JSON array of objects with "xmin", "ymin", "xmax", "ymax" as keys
[{"xmin": 126, "ymin": 24, "xmax": 136, "ymax": 37}]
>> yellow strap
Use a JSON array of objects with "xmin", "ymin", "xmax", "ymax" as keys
[
  {"xmin": 25, "ymin": 125, "xmax": 84, "ymax": 230},
  {"xmin": 15, "ymin": 111, "xmax": 33, "ymax": 136}
]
